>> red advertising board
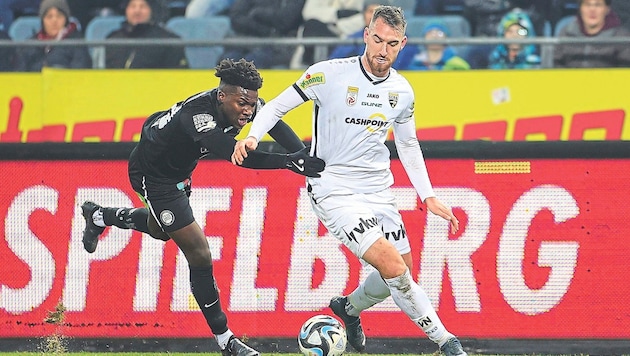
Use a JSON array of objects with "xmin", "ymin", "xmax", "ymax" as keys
[{"xmin": 1, "ymin": 159, "xmax": 629, "ymax": 339}]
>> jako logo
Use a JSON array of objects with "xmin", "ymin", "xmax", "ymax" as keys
[{"xmin": 343, "ymin": 217, "xmax": 378, "ymax": 243}]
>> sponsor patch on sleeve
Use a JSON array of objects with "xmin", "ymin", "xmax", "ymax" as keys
[
  {"xmin": 192, "ymin": 114, "xmax": 216, "ymax": 133},
  {"xmin": 298, "ymin": 72, "xmax": 325, "ymax": 90}
]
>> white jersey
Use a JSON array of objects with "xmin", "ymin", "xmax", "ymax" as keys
[
  {"xmin": 298, "ymin": 57, "xmax": 414, "ymax": 200},
  {"xmin": 248, "ymin": 56, "xmax": 435, "ymax": 203}
]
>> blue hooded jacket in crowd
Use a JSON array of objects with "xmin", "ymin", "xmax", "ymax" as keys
[{"xmin": 488, "ymin": 9, "xmax": 541, "ymax": 69}]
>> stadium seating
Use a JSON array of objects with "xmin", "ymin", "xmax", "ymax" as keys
[
  {"xmin": 8, "ymin": 16, "xmax": 40, "ymax": 40},
  {"xmin": 441, "ymin": 0, "xmax": 465, "ymax": 15},
  {"xmin": 165, "ymin": 0, "xmax": 191, "ymax": 17},
  {"xmin": 9, "ymin": 15, "xmax": 85, "ymax": 40},
  {"xmin": 562, "ymin": 0, "xmax": 579, "ymax": 14},
  {"xmin": 395, "ymin": 0, "xmax": 416, "ymax": 16},
  {"xmin": 405, "ymin": 15, "xmax": 472, "ymax": 67},
  {"xmin": 405, "ymin": 15, "xmax": 471, "ymax": 39},
  {"xmin": 84, "ymin": 16, "xmax": 125, "ymax": 69},
  {"xmin": 554, "ymin": 15, "xmax": 576, "ymax": 36},
  {"xmin": 165, "ymin": 16, "xmax": 231, "ymax": 69}
]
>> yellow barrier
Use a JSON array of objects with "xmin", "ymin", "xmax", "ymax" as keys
[{"xmin": 1, "ymin": 68, "xmax": 628, "ymax": 142}]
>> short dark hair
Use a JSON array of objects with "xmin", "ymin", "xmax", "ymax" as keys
[
  {"xmin": 370, "ymin": 5, "xmax": 407, "ymax": 34},
  {"xmin": 215, "ymin": 58, "xmax": 263, "ymax": 91}
]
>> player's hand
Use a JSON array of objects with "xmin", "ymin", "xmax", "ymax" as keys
[
  {"xmin": 232, "ymin": 136, "xmax": 258, "ymax": 165},
  {"xmin": 425, "ymin": 197, "xmax": 459, "ymax": 234},
  {"xmin": 285, "ymin": 146, "xmax": 325, "ymax": 178}
]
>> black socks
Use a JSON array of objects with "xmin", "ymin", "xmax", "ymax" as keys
[
  {"xmin": 102, "ymin": 207, "xmax": 149, "ymax": 234},
  {"xmin": 190, "ymin": 265, "xmax": 228, "ymax": 335}
]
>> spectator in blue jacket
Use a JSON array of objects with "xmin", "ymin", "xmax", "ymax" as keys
[
  {"xmin": 488, "ymin": 8, "xmax": 541, "ymax": 69},
  {"xmin": 328, "ymin": 1, "xmax": 418, "ymax": 70},
  {"xmin": 407, "ymin": 21, "xmax": 470, "ymax": 70}
]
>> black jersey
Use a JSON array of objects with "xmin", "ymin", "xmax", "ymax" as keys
[{"xmin": 130, "ymin": 89, "xmax": 237, "ymax": 183}]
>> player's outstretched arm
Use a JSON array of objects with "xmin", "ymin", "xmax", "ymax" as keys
[
  {"xmin": 284, "ymin": 146, "xmax": 325, "ymax": 177},
  {"xmin": 207, "ymin": 132, "xmax": 324, "ymax": 177},
  {"xmin": 232, "ymin": 136, "xmax": 258, "ymax": 165},
  {"xmin": 268, "ymin": 120, "xmax": 306, "ymax": 152},
  {"xmin": 243, "ymin": 146, "xmax": 325, "ymax": 177},
  {"xmin": 424, "ymin": 197, "xmax": 459, "ymax": 234}
]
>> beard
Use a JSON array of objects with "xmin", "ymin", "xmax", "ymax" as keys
[{"xmin": 365, "ymin": 52, "xmax": 392, "ymax": 76}]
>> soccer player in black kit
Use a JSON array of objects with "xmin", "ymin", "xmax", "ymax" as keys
[{"xmin": 80, "ymin": 58, "xmax": 324, "ymax": 356}]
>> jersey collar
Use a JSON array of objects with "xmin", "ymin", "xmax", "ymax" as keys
[{"xmin": 359, "ymin": 55, "xmax": 390, "ymax": 85}]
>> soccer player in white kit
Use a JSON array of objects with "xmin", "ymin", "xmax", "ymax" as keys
[{"xmin": 232, "ymin": 5, "xmax": 467, "ymax": 356}]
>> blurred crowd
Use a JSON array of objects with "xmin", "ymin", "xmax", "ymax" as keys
[{"xmin": 1, "ymin": 0, "xmax": 629, "ymax": 72}]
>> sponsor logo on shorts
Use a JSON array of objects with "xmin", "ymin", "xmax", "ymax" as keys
[
  {"xmin": 343, "ymin": 216, "xmax": 378, "ymax": 243},
  {"xmin": 384, "ymin": 224, "xmax": 407, "ymax": 241},
  {"xmin": 160, "ymin": 210, "xmax": 175, "ymax": 226}
]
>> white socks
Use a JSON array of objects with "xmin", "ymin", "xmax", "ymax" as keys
[
  {"xmin": 215, "ymin": 330, "xmax": 235, "ymax": 350},
  {"xmin": 384, "ymin": 268, "xmax": 453, "ymax": 346},
  {"xmin": 348, "ymin": 269, "xmax": 391, "ymax": 315},
  {"xmin": 346, "ymin": 268, "xmax": 453, "ymax": 347}
]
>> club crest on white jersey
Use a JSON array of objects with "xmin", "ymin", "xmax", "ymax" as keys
[
  {"xmin": 346, "ymin": 86, "xmax": 359, "ymax": 106},
  {"xmin": 388, "ymin": 92, "xmax": 399, "ymax": 108}
]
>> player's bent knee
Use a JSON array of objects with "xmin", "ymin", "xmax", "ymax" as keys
[
  {"xmin": 384, "ymin": 268, "xmax": 413, "ymax": 291},
  {"xmin": 151, "ymin": 232, "xmax": 171, "ymax": 241},
  {"xmin": 148, "ymin": 226, "xmax": 170, "ymax": 241},
  {"xmin": 377, "ymin": 260, "xmax": 407, "ymax": 279},
  {"xmin": 401, "ymin": 253, "xmax": 413, "ymax": 271}
]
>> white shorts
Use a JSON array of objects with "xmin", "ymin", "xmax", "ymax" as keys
[{"xmin": 309, "ymin": 189, "xmax": 411, "ymax": 258}]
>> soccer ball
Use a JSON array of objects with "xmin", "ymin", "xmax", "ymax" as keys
[{"xmin": 298, "ymin": 314, "xmax": 347, "ymax": 356}]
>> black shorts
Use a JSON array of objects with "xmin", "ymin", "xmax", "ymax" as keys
[{"xmin": 128, "ymin": 160, "xmax": 194, "ymax": 233}]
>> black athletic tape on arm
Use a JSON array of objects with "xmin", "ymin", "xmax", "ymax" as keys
[
  {"xmin": 268, "ymin": 120, "xmax": 305, "ymax": 153},
  {"xmin": 241, "ymin": 150, "xmax": 286, "ymax": 169}
]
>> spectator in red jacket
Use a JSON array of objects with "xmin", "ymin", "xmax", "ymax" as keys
[{"xmin": 14, "ymin": 0, "xmax": 92, "ymax": 71}]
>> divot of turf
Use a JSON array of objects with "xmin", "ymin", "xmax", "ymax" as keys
[{"xmin": 40, "ymin": 302, "xmax": 68, "ymax": 354}]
